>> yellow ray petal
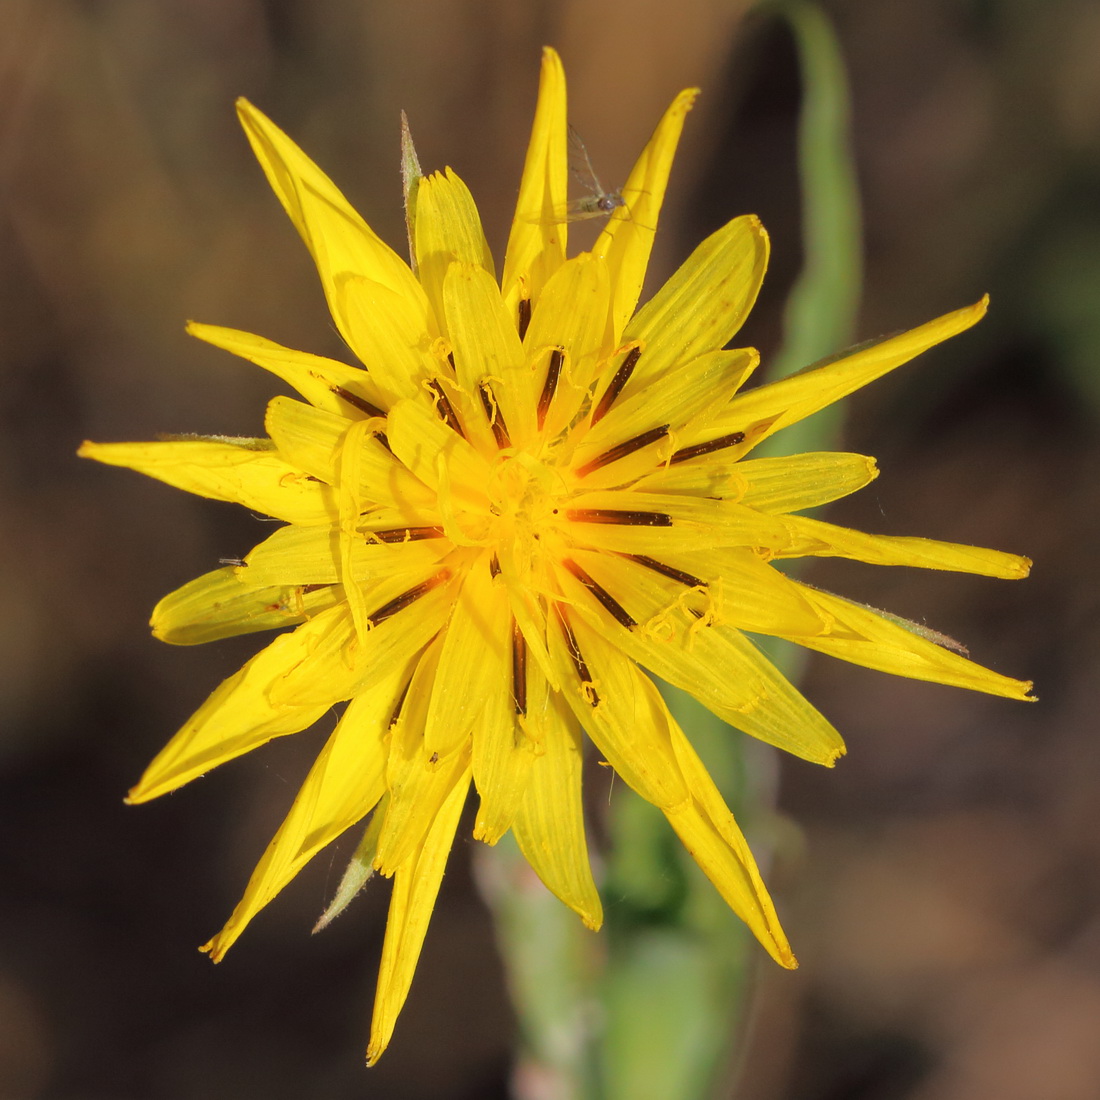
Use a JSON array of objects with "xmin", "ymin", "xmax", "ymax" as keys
[
  {"xmin": 239, "ymin": 522, "xmax": 446, "ymax": 587},
  {"xmin": 415, "ymin": 169, "xmax": 495, "ymax": 332},
  {"xmin": 443, "ymin": 262, "xmax": 534, "ymax": 450},
  {"xmin": 502, "ymin": 47, "xmax": 569, "ymax": 318},
  {"xmin": 236, "ymin": 99, "xmax": 432, "ymax": 361},
  {"xmin": 714, "ymin": 297, "xmax": 989, "ymax": 446},
  {"xmin": 268, "ymin": 567, "xmax": 457, "ymax": 708},
  {"xmin": 512, "ymin": 675, "xmax": 602, "ymax": 929},
  {"xmin": 151, "ymin": 566, "xmax": 338, "ymax": 645},
  {"xmin": 425, "ymin": 553, "xmax": 510, "ymax": 761},
  {"xmin": 186, "ymin": 323, "xmax": 388, "ymax": 418},
  {"xmin": 592, "ymin": 87, "xmax": 699, "ymax": 342},
  {"xmin": 555, "ymin": 556, "xmax": 845, "ymax": 766},
  {"xmin": 203, "ymin": 661, "xmax": 411, "ymax": 960},
  {"xmin": 789, "ymin": 587, "xmax": 1035, "ymax": 700},
  {"xmin": 263, "ymin": 396, "xmax": 438, "ymax": 514},
  {"xmin": 549, "ymin": 609, "xmax": 689, "ymax": 810},
  {"xmin": 127, "ymin": 607, "xmax": 347, "ymax": 802},
  {"xmin": 621, "ymin": 215, "xmax": 769, "ymax": 393},
  {"xmin": 574, "ymin": 348, "xmax": 760, "ymax": 484},
  {"xmin": 735, "ymin": 452, "xmax": 879, "ymax": 513},
  {"xmin": 665, "ymin": 725, "xmax": 796, "ymax": 968},
  {"xmin": 78, "ymin": 438, "xmax": 338, "ymax": 526},
  {"xmin": 776, "ymin": 513, "xmax": 1032, "ymax": 578},
  {"xmin": 367, "ymin": 764, "xmax": 471, "ymax": 1065}
]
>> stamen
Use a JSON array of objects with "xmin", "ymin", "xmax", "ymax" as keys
[
  {"xmin": 576, "ymin": 424, "xmax": 669, "ymax": 477},
  {"xmin": 388, "ymin": 677, "xmax": 412, "ymax": 730},
  {"xmin": 563, "ymin": 559, "xmax": 636, "ymax": 629},
  {"xmin": 374, "ymin": 432, "xmax": 394, "ymax": 454},
  {"xmin": 511, "ymin": 618, "xmax": 527, "ymax": 716},
  {"xmin": 427, "ymin": 379, "xmax": 465, "ymax": 437},
  {"xmin": 537, "ymin": 347, "xmax": 565, "ymax": 430},
  {"xmin": 591, "ymin": 346, "xmax": 641, "ymax": 425},
  {"xmin": 367, "ymin": 526, "xmax": 445, "ymax": 543},
  {"xmin": 478, "ymin": 381, "xmax": 511, "ymax": 448},
  {"xmin": 669, "ymin": 430, "xmax": 746, "ymax": 465},
  {"xmin": 490, "ymin": 554, "xmax": 501, "ymax": 578},
  {"xmin": 367, "ymin": 569, "xmax": 450, "ymax": 626},
  {"xmin": 566, "ymin": 508, "xmax": 673, "ymax": 527},
  {"xmin": 622, "ymin": 553, "xmax": 705, "ymax": 588},
  {"xmin": 330, "ymin": 385, "xmax": 385, "ymax": 419},
  {"xmin": 555, "ymin": 605, "xmax": 599, "ymax": 706},
  {"xmin": 518, "ymin": 297, "xmax": 532, "ymax": 341}
]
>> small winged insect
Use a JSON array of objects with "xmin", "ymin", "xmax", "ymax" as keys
[{"xmin": 558, "ymin": 124, "xmax": 627, "ymax": 222}]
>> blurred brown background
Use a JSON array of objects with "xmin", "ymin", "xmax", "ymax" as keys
[{"xmin": 1, "ymin": 0, "xmax": 1097, "ymax": 1097}]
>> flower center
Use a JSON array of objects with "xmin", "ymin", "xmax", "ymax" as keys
[{"xmin": 486, "ymin": 451, "xmax": 568, "ymax": 549}]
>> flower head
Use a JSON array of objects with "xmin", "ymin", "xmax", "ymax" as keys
[{"xmin": 80, "ymin": 48, "xmax": 1032, "ymax": 1062}]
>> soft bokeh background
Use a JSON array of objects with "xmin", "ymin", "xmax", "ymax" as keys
[{"xmin": 2, "ymin": 0, "xmax": 1097, "ymax": 1096}]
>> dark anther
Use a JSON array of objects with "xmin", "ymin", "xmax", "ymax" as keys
[
  {"xmin": 554, "ymin": 605, "xmax": 599, "ymax": 706},
  {"xmin": 622, "ymin": 553, "xmax": 706, "ymax": 588},
  {"xmin": 565, "ymin": 508, "xmax": 673, "ymax": 527},
  {"xmin": 427, "ymin": 379, "xmax": 465, "ymax": 437},
  {"xmin": 576, "ymin": 424, "xmax": 669, "ymax": 477},
  {"xmin": 367, "ymin": 569, "xmax": 450, "ymax": 626},
  {"xmin": 388, "ymin": 677, "xmax": 412, "ymax": 730},
  {"xmin": 591, "ymin": 346, "xmax": 641, "ymax": 425},
  {"xmin": 537, "ymin": 347, "xmax": 565, "ymax": 430},
  {"xmin": 478, "ymin": 382, "xmax": 511, "ymax": 448},
  {"xmin": 518, "ymin": 297, "xmax": 532, "ymax": 341},
  {"xmin": 562, "ymin": 559, "xmax": 636, "ymax": 629},
  {"xmin": 367, "ymin": 526, "xmax": 445, "ymax": 543},
  {"xmin": 669, "ymin": 430, "xmax": 746, "ymax": 465},
  {"xmin": 330, "ymin": 385, "xmax": 385, "ymax": 419},
  {"xmin": 511, "ymin": 619, "xmax": 527, "ymax": 716}
]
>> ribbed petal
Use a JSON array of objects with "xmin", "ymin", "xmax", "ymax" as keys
[
  {"xmin": 502, "ymin": 47, "xmax": 569, "ymax": 318},
  {"xmin": 127, "ymin": 608, "xmax": 346, "ymax": 802},
  {"xmin": 665, "ymin": 724, "xmax": 795, "ymax": 968},
  {"xmin": 415, "ymin": 169, "xmax": 495, "ymax": 334},
  {"xmin": 775, "ymin": 514, "xmax": 1032, "ymax": 578},
  {"xmin": 78, "ymin": 439, "xmax": 337, "ymax": 526},
  {"xmin": 592, "ymin": 87, "xmax": 699, "ymax": 342},
  {"xmin": 549, "ymin": 609, "xmax": 689, "ymax": 810},
  {"xmin": 202, "ymin": 661, "xmax": 411, "ymax": 960},
  {"xmin": 512, "ymin": 673, "xmax": 602, "ymax": 928},
  {"xmin": 443, "ymin": 262, "xmax": 534, "ymax": 450},
  {"xmin": 367, "ymin": 764, "xmax": 471, "ymax": 1065},
  {"xmin": 735, "ymin": 452, "xmax": 879, "ymax": 513},
  {"xmin": 151, "ymin": 566, "xmax": 338, "ymax": 645},
  {"xmin": 555, "ymin": 558, "xmax": 845, "ymax": 766},
  {"xmin": 186, "ymin": 323, "xmax": 388, "ymax": 418},
  {"xmin": 236, "ymin": 99, "xmax": 434, "ymax": 367},
  {"xmin": 789, "ymin": 586, "xmax": 1036, "ymax": 700},
  {"xmin": 425, "ymin": 553, "xmax": 510, "ymax": 760},
  {"xmin": 621, "ymin": 215, "xmax": 769, "ymax": 395},
  {"xmin": 702, "ymin": 297, "xmax": 989, "ymax": 449}
]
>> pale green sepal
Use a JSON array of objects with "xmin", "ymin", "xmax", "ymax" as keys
[{"xmin": 314, "ymin": 795, "xmax": 388, "ymax": 933}]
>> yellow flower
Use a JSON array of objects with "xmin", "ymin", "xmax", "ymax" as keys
[{"xmin": 79, "ymin": 48, "xmax": 1032, "ymax": 1062}]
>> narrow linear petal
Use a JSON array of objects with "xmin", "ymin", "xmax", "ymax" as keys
[
  {"xmin": 665, "ymin": 725, "xmax": 796, "ymax": 968},
  {"xmin": 367, "ymin": 765, "xmax": 471, "ymax": 1065},
  {"xmin": 776, "ymin": 513, "xmax": 1032, "ymax": 578},
  {"xmin": 502, "ymin": 47, "xmax": 569, "ymax": 317},
  {"xmin": 592, "ymin": 87, "xmax": 699, "ymax": 342},
  {"xmin": 711, "ymin": 297, "xmax": 989, "ymax": 446},
  {"xmin": 735, "ymin": 452, "xmax": 879, "ymax": 513},
  {"xmin": 512, "ymin": 675, "xmax": 603, "ymax": 929},
  {"xmin": 127, "ymin": 607, "xmax": 347, "ymax": 802},
  {"xmin": 151, "ymin": 566, "xmax": 338, "ymax": 645},
  {"xmin": 186, "ymin": 323, "xmax": 388, "ymax": 418},
  {"xmin": 415, "ymin": 169, "xmax": 495, "ymax": 331},
  {"xmin": 789, "ymin": 586, "xmax": 1036, "ymax": 700},
  {"xmin": 203, "ymin": 661, "xmax": 411, "ymax": 960},
  {"xmin": 622, "ymin": 215, "xmax": 769, "ymax": 394},
  {"xmin": 78, "ymin": 438, "xmax": 337, "ymax": 526}
]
